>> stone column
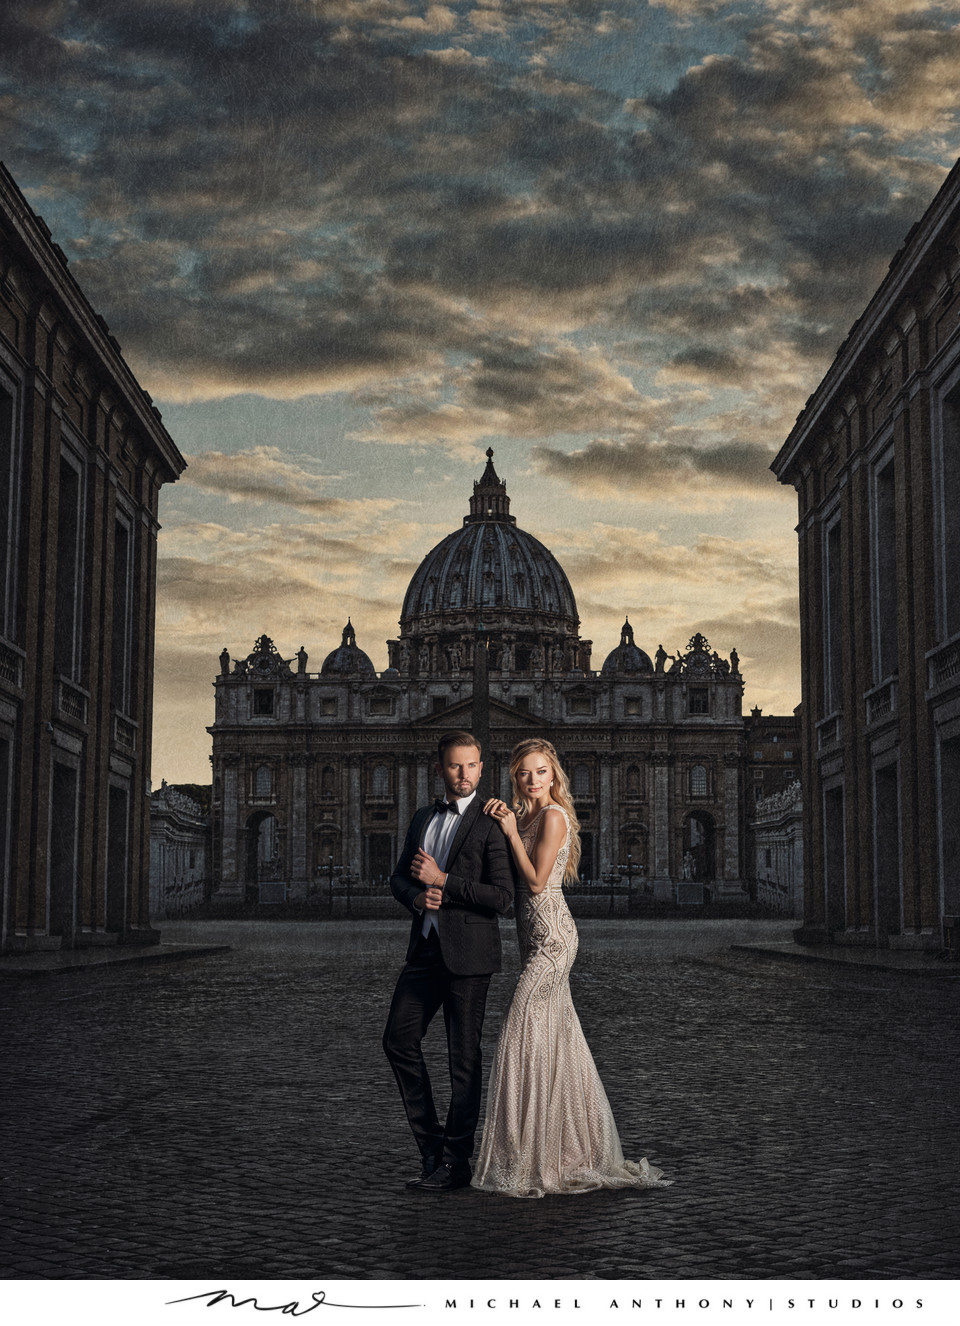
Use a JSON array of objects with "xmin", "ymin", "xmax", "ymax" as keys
[
  {"xmin": 218, "ymin": 756, "xmax": 241, "ymax": 899},
  {"xmin": 289, "ymin": 754, "xmax": 309, "ymax": 899},
  {"xmin": 721, "ymin": 750, "xmax": 742, "ymax": 896},
  {"xmin": 347, "ymin": 754, "xmax": 362, "ymax": 876},
  {"xmin": 599, "ymin": 754, "xmax": 614, "ymax": 871},
  {"xmin": 398, "ymin": 760, "xmax": 410, "ymax": 840},
  {"xmin": 417, "ymin": 753, "xmax": 430, "ymax": 807},
  {"xmin": 651, "ymin": 752, "xmax": 672, "ymax": 899}
]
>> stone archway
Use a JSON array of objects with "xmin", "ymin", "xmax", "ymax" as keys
[
  {"xmin": 245, "ymin": 810, "xmax": 282, "ymax": 902},
  {"xmin": 683, "ymin": 811, "xmax": 716, "ymax": 883}
]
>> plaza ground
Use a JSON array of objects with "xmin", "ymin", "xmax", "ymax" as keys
[{"xmin": 1, "ymin": 917, "xmax": 957, "ymax": 1280}]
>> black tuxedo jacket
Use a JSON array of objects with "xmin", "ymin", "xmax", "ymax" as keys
[{"xmin": 390, "ymin": 798, "xmax": 515, "ymax": 976}]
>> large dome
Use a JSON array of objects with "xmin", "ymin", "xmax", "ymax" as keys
[{"xmin": 400, "ymin": 450, "xmax": 578, "ymax": 635}]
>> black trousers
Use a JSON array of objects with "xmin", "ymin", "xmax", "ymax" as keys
[{"xmin": 382, "ymin": 929, "xmax": 492, "ymax": 1165}]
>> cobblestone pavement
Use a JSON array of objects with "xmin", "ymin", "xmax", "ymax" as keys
[{"xmin": 1, "ymin": 917, "xmax": 958, "ymax": 1281}]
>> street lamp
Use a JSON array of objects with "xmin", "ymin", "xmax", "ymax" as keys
[
  {"xmin": 614, "ymin": 852, "xmax": 646, "ymax": 908},
  {"xmin": 599, "ymin": 866, "xmax": 621, "ymax": 914},
  {"xmin": 316, "ymin": 854, "xmax": 345, "ymax": 912},
  {"xmin": 342, "ymin": 868, "xmax": 360, "ymax": 916}
]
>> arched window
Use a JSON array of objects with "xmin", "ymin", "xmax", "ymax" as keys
[
  {"xmin": 255, "ymin": 765, "xmax": 272, "ymax": 798},
  {"xmin": 372, "ymin": 763, "xmax": 390, "ymax": 798},
  {"xmin": 573, "ymin": 763, "xmax": 590, "ymax": 797},
  {"xmin": 626, "ymin": 764, "xmax": 641, "ymax": 797},
  {"xmin": 321, "ymin": 765, "xmax": 336, "ymax": 797},
  {"xmin": 690, "ymin": 764, "xmax": 707, "ymax": 797}
]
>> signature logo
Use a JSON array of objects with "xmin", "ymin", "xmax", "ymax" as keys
[{"xmin": 167, "ymin": 1289, "xmax": 423, "ymax": 1316}]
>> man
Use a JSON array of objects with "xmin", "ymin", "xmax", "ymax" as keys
[{"xmin": 382, "ymin": 730, "xmax": 515, "ymax": 1192}]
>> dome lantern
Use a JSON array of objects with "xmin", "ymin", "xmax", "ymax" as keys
[{"xmin": 465, "ymin": 448, "xmax": 516, "ymax": 526}]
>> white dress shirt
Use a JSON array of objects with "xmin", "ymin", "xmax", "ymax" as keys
[{"xmin": 419, "ymin": 790, "xmax": 477, "ymax": 937}]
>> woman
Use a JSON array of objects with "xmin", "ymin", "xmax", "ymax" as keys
[{"xmin": 471, "ymin": 738, "xmax": 669, "ymax": 1199}]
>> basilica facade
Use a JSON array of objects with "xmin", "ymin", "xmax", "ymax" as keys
[{"xmin": 209, "ymin": 453, "xmax": 749, "ymax": 905}]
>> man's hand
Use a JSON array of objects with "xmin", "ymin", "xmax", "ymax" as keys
[
  {"xmin": 411, "ymin": 849, "xmax": 445, "ymax": 889},
  {"xmin": 423, "ymin": 884, "xmax": 444, "ymax": 911}
]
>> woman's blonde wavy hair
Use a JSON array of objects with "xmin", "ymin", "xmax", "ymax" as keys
[{"xmin": 508, "ymin": 738, "xmax": 581, "ymax": 884}]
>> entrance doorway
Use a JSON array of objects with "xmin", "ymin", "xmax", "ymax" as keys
[
  {"xmin": 245, "ymin": 812, "xmax": 282, "ymax": 902},
  {"xmin": 683, "ymin": 811, "xmax": 715, "ymax": 882}
]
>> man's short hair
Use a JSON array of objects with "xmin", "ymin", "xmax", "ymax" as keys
[{"xmin": 437, "ymin": 730, "xmax": 481, "ymax": 763}]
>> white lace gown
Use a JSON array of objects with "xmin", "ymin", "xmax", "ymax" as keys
[{"xmin": 472, "ymin": 805, "xmax": 670, "ymax": 1199}]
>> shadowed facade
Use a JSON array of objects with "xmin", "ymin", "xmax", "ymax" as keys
[{"xmin": 0, "ymin": 165, "xmax": 185, "ymax": 953}]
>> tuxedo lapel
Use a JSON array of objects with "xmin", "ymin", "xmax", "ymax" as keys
[
  {"xmin": 414, "ymin": 805, "xmax": 436, "ymax": 848},
  {"xmin": 444, "ymin": 797, "xmax": 483, "ymax": 869}
]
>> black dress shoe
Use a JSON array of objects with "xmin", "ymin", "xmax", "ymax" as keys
[
  {"xmin": 405, "ymin": 1154, "xmax": 443, "ymax": 1188},
  {"xmin": 412, "ymin": 1161, "xmax": 472, "ymax": 1192}
]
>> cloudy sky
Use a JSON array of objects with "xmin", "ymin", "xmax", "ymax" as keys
[{"xmin": 5, "ymin": 0, "xmax": 960, "ymax": 783}]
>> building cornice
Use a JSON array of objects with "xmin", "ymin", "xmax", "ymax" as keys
[
  {"xmin": 772, "ymin": 158, "xmax": 960, "ymax": 484},
  {"xmin": 0, "ymin": 162, "xmax": 186, "ymax": 483}
]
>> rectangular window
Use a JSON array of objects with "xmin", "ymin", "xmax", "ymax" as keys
[
  {"xmin": 0, "ymin": 380, "xmax": 22, "ymax": 641},
  {"xmin": 688, "ymin": 688, "xmax": 709, "ymax": 715},
  {"xmin": 320, "ymin": 698, "xmax": 337, "ymax": 716},
  {"xmin": 106, "ymin": 784, "xmax": 129, "ymax": 931},
  {"xmin": 514, "ymin": 695, "xmax": 529, "ymax": 713},
  {"xmin": 784, "ymin": 750, "xmax": 793, "ymax": 760},
  {"xmin": 823, "ymin": 784, "xmax": 846, "ymax": 935},
  {"xmin": 369, "ymin": 698, "xmax": 392, "ymax": 715},
  {"xmin": 940, "ymin": 735, "xmax": 960, "ymax": 918},
  {"xmin": 49, "ymin": 762, "xmax": 79, "ymax": 939},
  {"xmin": 0, "ymin": 736, "xmax": 10, "ymax": 914},
  {"xmin": 254, "ymin": 689, "xmax": 274, "ymax": 716},
  {"xmin": 942, "ymin": 389, "xmax": 960, "ymax": 640},
  {"xmin": 690, "ymin": 765, "xmax": 707, "ymax": 797},
  {"xmin": 569, "ymin": 697, "xmax": 592, "ymax": 715},
  {"xmin": 874, "ymin": 763, "xmax": 901, "ymax": 937},
  {"xmin": 54, "ymin": 454, "xmax": 84, "ymax": 680},
  {"xmin": 824, "ymin": 518, "xmax": 843, "ymax": 713},
  {"xmin": 111, "ymin": 517, "xmax": 132, "ymax": 713},
  {"xmin": 625, "ymin": 697, "xmax": 642, "ymax": 716},
  {"xmin": 873, "ymin": 456, "xmax": 897, "ymax": 680}
]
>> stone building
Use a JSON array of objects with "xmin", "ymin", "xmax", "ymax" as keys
[
  {"xmin": 743, "ymin": 707, "xmax": 801, "ymax": 809},
  {"xmin": 209, "ymin": 452, "xmax": 750, "ymax": 906},
  {"xmin": 751, "ymin": 781, "xmax": 803, "ymax": 918},
  {"xmin": 773, "ymin": 157, "xmax": 960, "ymax": 951},
  {"xmin": 0, "ymin": 164, "xmax": 185, "ymax": 952},
  {"xmin": 149, "ymin": 782, "xmax": 210, "ymax": 919}
]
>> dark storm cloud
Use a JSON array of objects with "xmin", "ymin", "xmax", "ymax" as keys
[
  {"xmin": 180, "ymin": 447, "xmax": 409, "ymax": 516},
  {"xmin": 2, "ymin": 0, "xmax": 958, "ymax": 414},
  {"xmin": 531, "ymin": 435, "xmax": 781, "ymax": 496}
]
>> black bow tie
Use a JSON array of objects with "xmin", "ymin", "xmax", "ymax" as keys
[{"xmin": 434, "ymin": 799, "xmax": 458, "ymax": 814}]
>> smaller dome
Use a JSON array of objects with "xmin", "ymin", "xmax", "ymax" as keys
[
  {"xmin": 601, "ymin": 618, "xmax": 653, "ymax": 676},
  {"xmin": 381, "ymin": 666, "xmax": 400, "ymax": 679},
  {"xmin": 320, "ymin": 620, "xmax": 375, "ymax": 676}
]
